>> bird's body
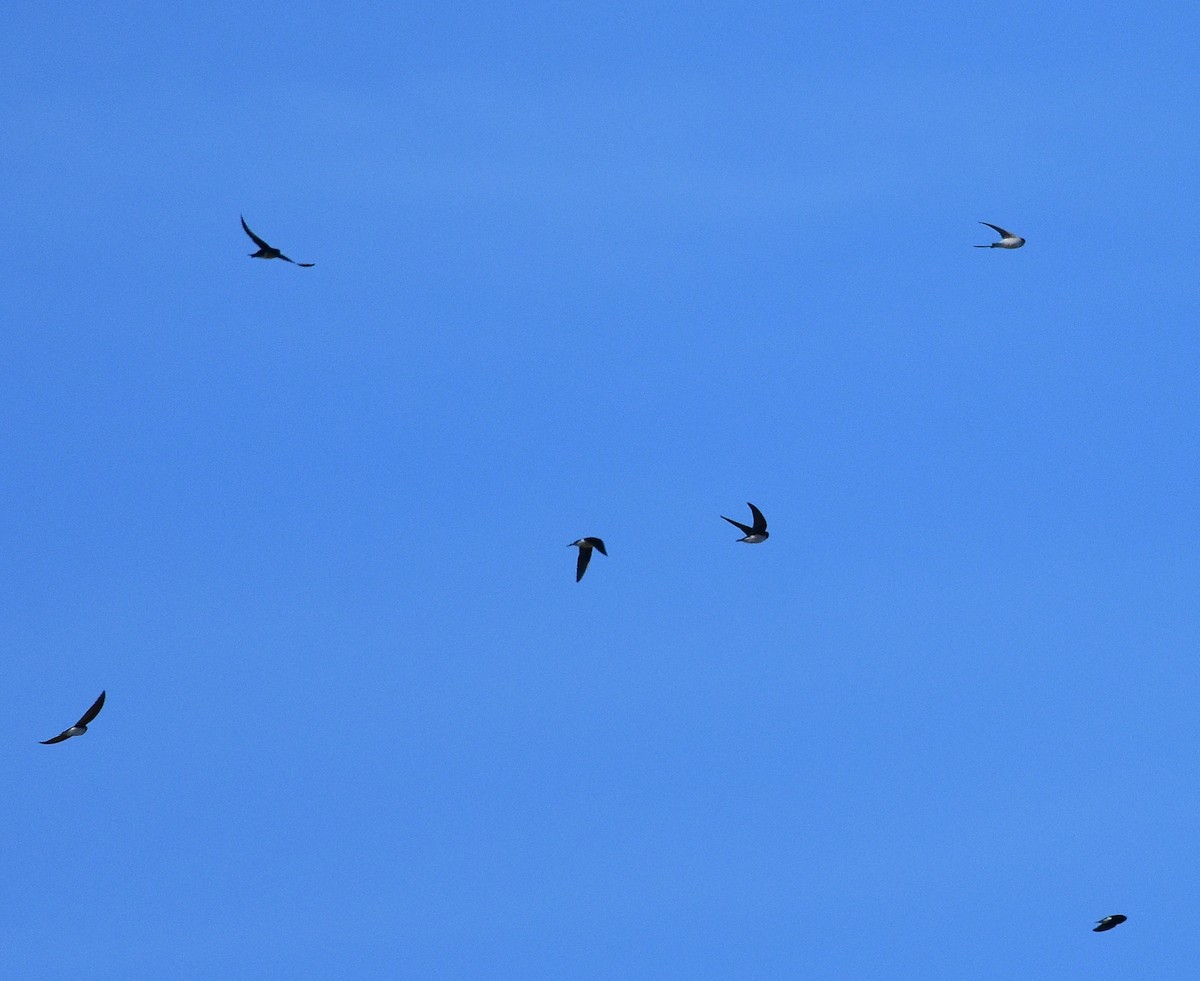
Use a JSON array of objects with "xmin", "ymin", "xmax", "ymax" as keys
[
  {"xmin": 975, "ymin": 222, "xmax": 1025, "ymax": 249},
  {"xmin": 721, "ymin": 503, "xmax": 769, "ymax": 543},
  {"xmin": 240, "ymin": 216, "xmax": 315, "ymax": 266},
  {"xmin": 1093, "ymin": 915, "xmax": 1127, "ymax": 933},
  {"xmin": 569, "ymin": 537, "xmax": 607, "ymax": 581},
  {"xmin": 40, "ymin": 691, "xmax": 106, "ymax": 745}
]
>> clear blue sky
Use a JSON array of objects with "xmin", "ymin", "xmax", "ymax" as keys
[{"xmin": 5, "ymin": 3, "xmax": 1199, "ymax": 978}]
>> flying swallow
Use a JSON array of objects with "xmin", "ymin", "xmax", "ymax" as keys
[
  {"xmin": 240, "ymin": 216, "xmax": 315, "ymax": 266},
  {"xmin": 569, "ymin": 538, "xmax": 607, "ymax": 581},
  {"xmin": 974, "ymin": 222, "xmax": 1025, "ymax": 249},
  {"xmin": 1093, "ymin": 914, "xmax": 1127, "ymax": 933},
  {"xmin": 721, "ymin": 502, "xmax": 769, "ymax": 543},
  {"xmin": 40, "ymin": 691, "xmax": 106, "ymax": 745}
]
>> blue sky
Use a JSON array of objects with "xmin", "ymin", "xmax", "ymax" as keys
[{"xmin": 5, "ymin": 3, "xmax": 1200, "ymax": 978}]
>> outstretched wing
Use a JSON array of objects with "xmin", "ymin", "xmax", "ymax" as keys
[
  {"xmin": 76, "ymin": 690, "xmax": 106, "ymax": 728},
  {"xmin": 584, "ymin": 537, "xmax": 606, "ymax": 556},
  {"xmin": 240, "ymin": 216, "xmax": 272, "ymax": 250},
  {"xmin": 722, "ymin": 515, "xmax": 753, "ymax": 536},
  {"xmin": 979, "ymin": 221, "xmax": 1014, "ymax": 238},
  {"xmin": 39, "ymin": 731, "xmax": 72, "ymax": 745},
  {"xmin": 576, "ymin": 546, "xmax": 593, "ymax": 581},
  {"xmin": 277, "ymin": 253, "xmax": 316, "ymax": 267},
  {"xmin": 746, "ymin": 502, "xmax": 767, "ymax": 534}
]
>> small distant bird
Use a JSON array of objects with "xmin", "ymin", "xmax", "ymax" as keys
[
  {"xmin": 721, "ymin": 502, "xmax": 769, "ymax": 543},
  {"xmin": 40, "ymin": 691, "xmax": 106, "ymax": 745},
  {"xmin": 1093, "ymin": 914, "xmax": 1127, "ymax": 933},
  {"xmin": 974, "ymin": 222, "xmax": 1025, "ymax": 249},
  {"xmin": 240, "ymin": 215, "xmax": 315, "ymax": 266},
  {"xmin": 568, "ymin": 538, "xmax": 607, "ymax": 581}
]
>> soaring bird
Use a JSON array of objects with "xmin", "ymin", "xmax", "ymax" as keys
[
  {"xmin": 40, "ymin": 691, "xmax": 106, "ymax": 745},
  {"xmin": 1093, "ymin": 914, "xmax": 1127, "ymax": 933},
  {"xmin": 974, "ymin": 222, "xmax": 1025, "ymax": 249},
  {"xmin": 240, "ymin": 216, "xmax": 315, "ymax": 266},
  {"xmin": 721, "ymin": 502, "xmax": 769, "ymax": 543},
  {"xmin": 569, "ymin": 538, "xmax": 607, "ymax": 581}
]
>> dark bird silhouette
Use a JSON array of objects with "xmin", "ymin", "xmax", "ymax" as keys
[
  {"xmin": 974, "ymin": 221, "xmax": 1025, "ymax": 249},
  {"xmin": 1093, "ymin": 914, "xmax": 1127, "ymax": 933},
  {"xmin": 568, "ymin": 538, "xmax": 607, "ymax": 581},
  {"xmin": 240, "ymin": 216, "xmax": 315, "ymax": 266},
  {"xmin": 40, "ymin": 691, "xmax": 106, "ymax": 745},
  {"xmin": 721, "ymin": 502, "xmax": 769, "ymax": 543}
]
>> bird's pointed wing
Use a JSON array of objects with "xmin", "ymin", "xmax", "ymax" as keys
[
  {"xmin": 576, "ymin": 546, "xmax": 592, "ymax": 581},
  {"xmin": 278, "ymin": 253, "xmax": 296, "ymax": 264},
  {"xmin": 240, "ymin": 216, "xmax": 271, "ymax": 250},
  {"xmin": 722, "ymin": 515, "xmax": 754, "ymax": 536},
  {"xmin": 76, "ymin": 690, "xmax": 106, "ymax": 728},
  {"xmin": 746, "ymin": 502, "xmax": 767, "ymax": 533},
  {"xmin": 979, "ymin": 221, "xmax": 1014, "ymax": 238},
  {"xmin": 586, "ymin": 538, "xmax": 607, "ymax": 556},
  {"xmin": 40, "ymin": 731, "xmax": 71, "ymax": 745}
]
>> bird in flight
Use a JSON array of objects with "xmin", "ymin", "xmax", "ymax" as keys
[
  {"xmin": 721, "ymin": 502, "xmax": 769, "ymax": 543},
  {"xmin": 240, "ymin": 216, "xmax": 315, "ymax": 266},
  {"xmin": 1093, "ymin": 914, "xmax": 1127, "ymax": 933},
  {"xmin": 974, "ymin": 222, "xmax": 1025, "ymax": 249},
  {"xmin": 40, "ymin": 691, "xmax": 106, "ymax": 745},
  {"xmin": 569, "ymin": 538, "xmax": 607, "ymax": 581}
]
